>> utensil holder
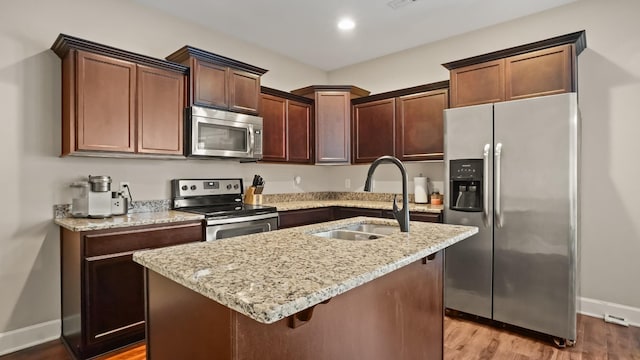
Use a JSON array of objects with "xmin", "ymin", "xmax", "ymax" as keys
[{"xmin": 244, "ymin": 187, "xmax": 263, "ymax": 205}]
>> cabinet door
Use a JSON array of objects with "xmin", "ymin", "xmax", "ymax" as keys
[
  {"xmin": 315, "ymin": 91, "xmax": 351, "ymax": 163},
  {"xmin": 506, "ymin": 44, "xmax": 575, "ymax": 101},
  {"xmin": 76, "ymin": 51, "xmax": 136, "ymax": 152},
  {"xmin": 352, "ymin": 99, "xmax": 395, "ymax": 164},
  {"xmin": 229, "ymin": 69, "xmax": 261, "ymax": 114},
  {"xmin": 85, "ymin": 253, "xmax": 144, "ymax": 346},
  {"xmin": 450, "ymin": 59, "xmax": 505, "ymax": 108},
  {"xmin": 287, "ymin": 100, "xmax": 313, "ymax": 164},
  {"xmin": 396, "ymin": 90, "xmax": 447, "ymax": 161},
  {"xmin": 260, "ymin": 94, "xmax": 287, "ymax": 162},
  {"xmin": 192, "ymin": 59, "xmax": 228, "ymax": 108},
  {"xmin": 137, "ymin": 65, "xmax": 185, "ymax": 155}
]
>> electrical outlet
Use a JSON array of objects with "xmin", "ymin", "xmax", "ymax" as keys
[{"xmin": 345, "ymin": 179, "xmax": 351, "ymax": 189}]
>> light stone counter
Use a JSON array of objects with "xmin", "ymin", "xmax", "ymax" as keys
[
  {"xmin": 133, "ymin": 217, "xmax": 477, "ymax": 324},
  {"xmin": 266, "ymin": 199, "xmax": 443, "ymax": 213},
  {"xmin": 54, "ymin": 210, "xmax": 204, "ymax": 232}
]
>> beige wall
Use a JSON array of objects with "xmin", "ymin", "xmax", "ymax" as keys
[
  {"xmin": 330, "ymin": 0, "xmax": 640, "ymax": 309},
  {"xmin": 0, "ymin": 0, "xmax": 329, "ymax": 336},
  {"xmin": 1, "ymin": 0, "xmax": 639, "ymax": 347}
]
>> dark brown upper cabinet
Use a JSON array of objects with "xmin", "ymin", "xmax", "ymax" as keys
[
  {"xmin": 351, "ymin": 81, "xmax": 449, "ymax": 163},
  {"xmin": 291, "ymin": 85, "xmax": 370, "ymax": 164},
  {"xmin": 51, "ymin": 34, "xmax": 188, "ymax": 158},
  {"xmin": 444, "ymin": 30, "xmax": 586, "ymax": 108},
  {"xmin": 260, "ymin": 87, "xmax": 314, "ymax": 164},
  {"xmin": 352, "ymin": 98, "xmax": 396, "ymax": 163},
  {"xmin": 166, "ymin": 46, "xmax": 268, "ymax": 115},
  {"xmin": 396, "ymin": 88, "xmax": 448, "ymax": 161}
]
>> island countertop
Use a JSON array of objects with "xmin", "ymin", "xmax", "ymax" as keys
[{"xmin": 133, "ymin": 217, "xmax": 477, "ymax": 324}]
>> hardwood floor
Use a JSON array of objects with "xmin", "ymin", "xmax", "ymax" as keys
[
  {"xmin": 1, "ymin": 315, "xmax": 638, "ymax": 359},
  {"xmin": 444, "ymin": 314, "xmax": 640, "ymax": 360}
]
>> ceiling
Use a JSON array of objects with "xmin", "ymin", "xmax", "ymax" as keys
[{"xmin": 134, "ymin": 0, "xmax": 578, "ymax": 71}]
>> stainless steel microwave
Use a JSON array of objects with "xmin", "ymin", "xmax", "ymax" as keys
[{"xmin": 186, "ymin": 106, "xmax": 263, "ymax": 160}]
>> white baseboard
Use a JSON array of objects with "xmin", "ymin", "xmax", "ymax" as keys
[
  {"xmin": 0, "ymin": 319, "xmax": 60, "ymax": 356},
  {"xmin": 579, "ymin": 297, "xmax": 640, "ymax": 327}
]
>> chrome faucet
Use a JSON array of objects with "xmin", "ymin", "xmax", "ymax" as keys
[{"xmin": 364, "ymin": 155, "xmax": 409, "ymax": 232}]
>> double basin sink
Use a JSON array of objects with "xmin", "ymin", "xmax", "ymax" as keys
[{"xmin": 311, "ymin": 223, "xmax": 398, "ymax": 241}]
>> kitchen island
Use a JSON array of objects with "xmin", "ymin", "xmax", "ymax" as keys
[{"xmin": 133, "ymin": 217, "xmax": 477, "ymax": 360}]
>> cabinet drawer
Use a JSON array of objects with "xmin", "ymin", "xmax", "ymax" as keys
[
  {"xmin": 279, "ymin": 208, "xmax": 333, "ymax": 229},
  {"xmin": 334, "ymin": 207, "xmax": 383, "ymax": 220},
  {"xmin": 409, "ymin": 212, "xmax": 442, "ymax": 223},
  {"xmin": 84, "ymin": 221, "xmax": 203, "ymax": 257}
]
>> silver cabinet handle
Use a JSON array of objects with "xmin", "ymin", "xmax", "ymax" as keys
[
  {"xmin": 494, "ymin": 143, "xmax": 503, "ymax": 228},
  {"xmin": 483, "ymin": 144, "xmax": 491, "ymax": 227}
]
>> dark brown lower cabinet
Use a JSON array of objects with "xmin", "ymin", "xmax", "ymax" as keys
[
  {"xmin": 279, "ymin": 206, "xmax": 442, "ymax": 229},
  {"xmin": 333, "ymin": 207, "xmax": 383, "ymax": 219},
  {"xmin": 60, "ymin": 221, "xmax": 204, "ymax": 359},
  {"xmin": 145, "ymin": 251, "xmax": 444, "ymax": 360},
  {"xmin": 278, "ymin": 207, "xmax": 334, "ymax": 229},
  {"xmin": 85, "ymin": 254, "xmax": 145, "ymax": 345}
]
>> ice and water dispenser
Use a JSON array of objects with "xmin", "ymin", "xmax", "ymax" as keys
[{"xmin": 449, "ymin": 159, "xmax": 483, "ymax": 212}]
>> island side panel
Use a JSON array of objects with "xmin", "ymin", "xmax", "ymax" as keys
[
  {"xmin": 145, "ymin": 269, "xmax": 234, "ymax": 359},
  {"xmin": 235, "ymin": 252, "xmax": 443, "ymax": 360},
  {"xmin": 144, "ymin": 250, "xmax": 443, "ymax": 360}
]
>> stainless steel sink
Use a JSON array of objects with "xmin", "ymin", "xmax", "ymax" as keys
[
  {"xmin": 312, "ymin": 229, "xmax": 385, "ymax": 240},
  {"xmin": 310, "ymin": 223, "xmax": 398, "ymax": 240},
  {"xmin": 339, "ymin": 223, "xmax": 398, "ymax": 235}
]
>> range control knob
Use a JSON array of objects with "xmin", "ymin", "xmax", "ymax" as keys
[
  {"xmin": 233, "ymin": 184, "xmax": 239, "ymax": 189},
  {"xmin": 226, "ymin": 184, "xmax": 232, "ymax": 190},
  {"xmin": 190, "ymin": 185, "xmax": 197, "ymax": 191},
  {"xmin": 181, "ymin": 185, "xmax": 188, "ymax": 191}
]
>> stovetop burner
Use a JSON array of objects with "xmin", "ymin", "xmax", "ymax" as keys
[{"xmin": 180, "ymin": 203, "xmax": 277, "ymax": 218}]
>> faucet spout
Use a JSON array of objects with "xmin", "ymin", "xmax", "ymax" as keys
[{"xmin": 363, "ymin": 156, "xmax": 410, "ymax": 232}]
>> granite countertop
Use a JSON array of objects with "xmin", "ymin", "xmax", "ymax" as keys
[
  {"xmin": 133, "ymin": 217, "xmax": 477, "ymax": 324},
  {"xmin": 55, "ymin": 210, "xmax": 204, "ymax": 232},
  {"xmin": 266, "ymin": 199, "xmax": 443, "ymax": 213}
]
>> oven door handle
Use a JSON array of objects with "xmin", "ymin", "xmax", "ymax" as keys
[
  {"xmin": 207, "ymin": 216, "xmax": 276, "ymax": 241},
  {"xmin": 206, "ymin": 212, "xmax": 278, "ymax": 226}
]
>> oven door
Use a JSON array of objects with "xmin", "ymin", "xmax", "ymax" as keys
[{"xmin": 206, "ymin": 213, "xmax": 278, "ymax": 241}]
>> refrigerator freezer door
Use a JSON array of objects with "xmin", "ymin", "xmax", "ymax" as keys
[
  {"xmin": 443, "ymin": 103, "xmax": 494, "ymax": 319},
  {"xmin": 493, "ymin": 93, "xmax": 578, "ymax": 340}
]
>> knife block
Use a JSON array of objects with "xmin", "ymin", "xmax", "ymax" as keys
[{"xmin": 243, "ymin": 187, "xmax": 263, "ymax": 205}]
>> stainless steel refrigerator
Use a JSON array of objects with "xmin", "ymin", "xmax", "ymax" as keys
[{"xmin": 443, "ymin": 93, "xmax": 579, "ymax": 343}]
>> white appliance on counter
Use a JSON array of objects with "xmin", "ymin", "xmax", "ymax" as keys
[
  {"xmin": 70, "ymin": 175, "xmax": 113, "ymax": 218},
  {"xmin": 443, "ymin": 93, "xmax": 579, "ymax": 346},
  {"xmin": 70, "ymin": 175, "xmax": 131, "ymax": 218}
]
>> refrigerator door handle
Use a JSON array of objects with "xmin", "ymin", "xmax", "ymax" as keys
[
  {"xmin": 495, "ymin": 142, "xmax": 504, "ymax": 228},
  {"xmin": 483, "ymin": 143, "xmax": 491, "ymax": 227}
]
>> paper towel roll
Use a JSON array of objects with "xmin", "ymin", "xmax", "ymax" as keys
[{"xmin": 414, "ymin": 177, "xmax": 428, "ymax": 204}]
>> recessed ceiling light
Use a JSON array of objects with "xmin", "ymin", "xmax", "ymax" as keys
[{"xmin": 337, "ymin": 18, "xmax": 355, "ymax": 31}]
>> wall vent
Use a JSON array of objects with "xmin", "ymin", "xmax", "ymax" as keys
[{"xmin": 387, "ymin": 0, "xmax": 418, "ymax": 10}]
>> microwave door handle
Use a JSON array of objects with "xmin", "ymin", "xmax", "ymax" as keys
[{"xmin": 248, "ymin": 126, "xmax": 255, "ymax": 155}]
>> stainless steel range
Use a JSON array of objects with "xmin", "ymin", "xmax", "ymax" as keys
[{"xmin": 171, "ymin": 178, "xmax": 278, "ymax": 241}]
